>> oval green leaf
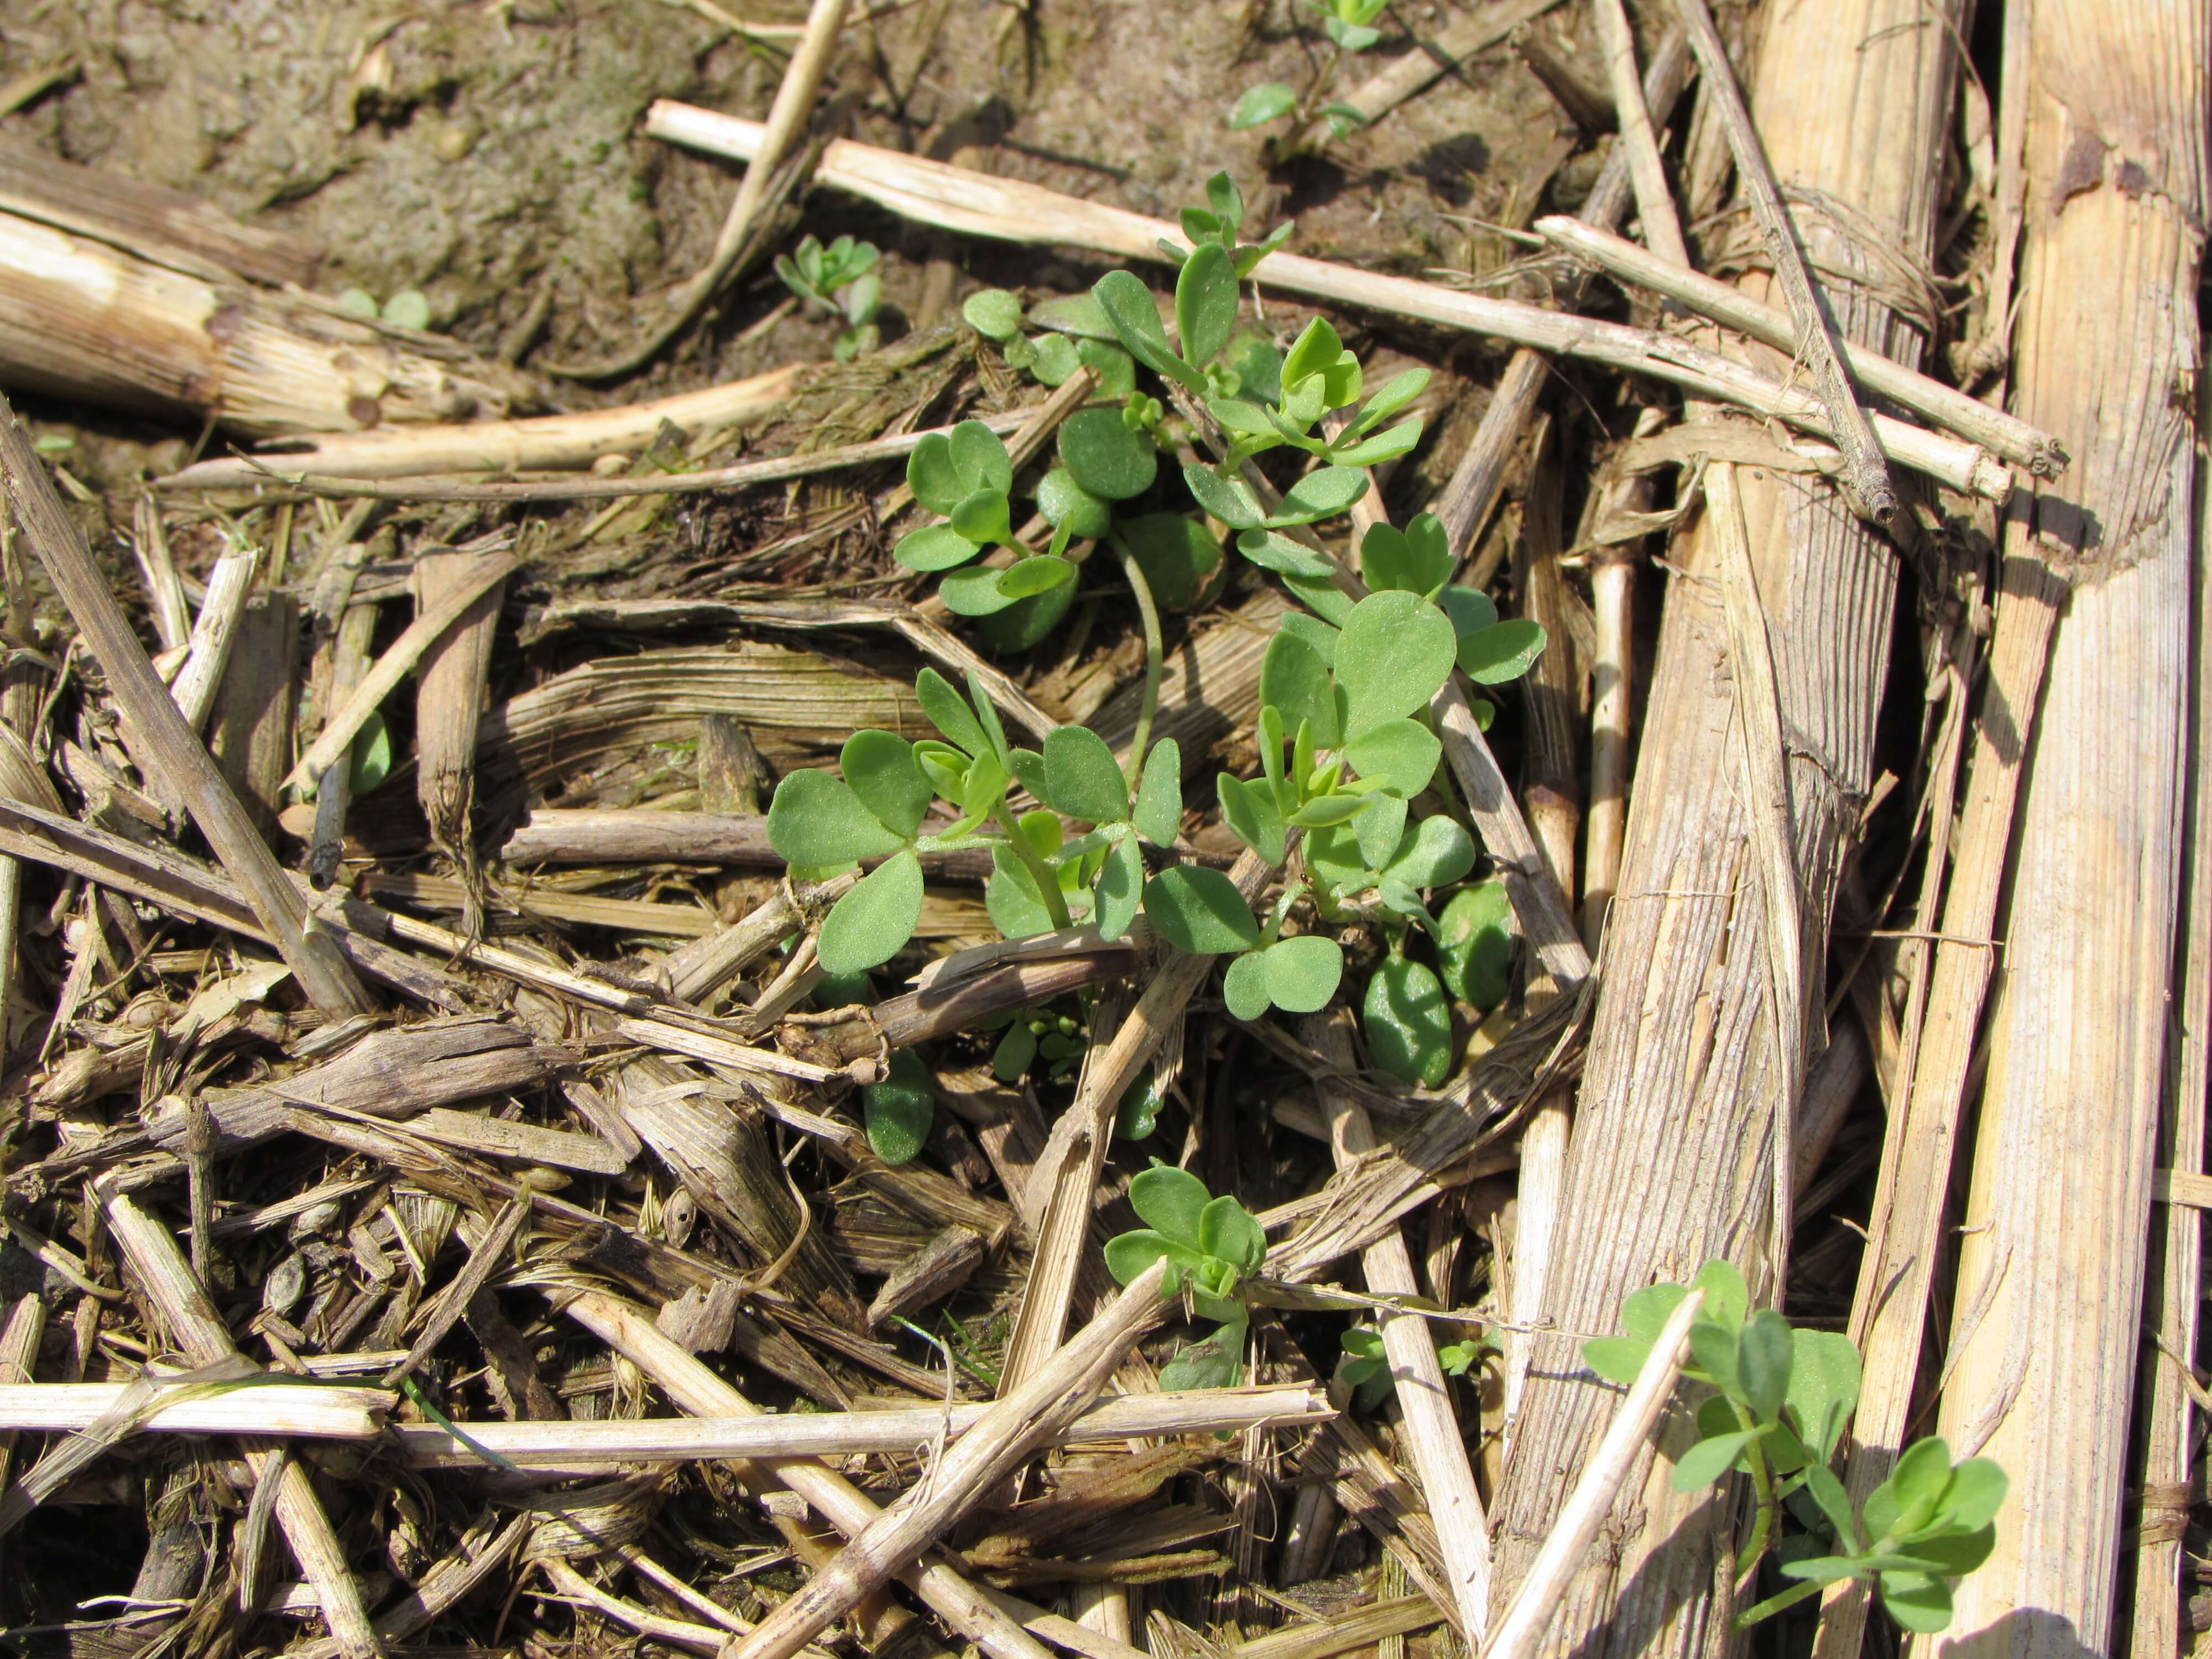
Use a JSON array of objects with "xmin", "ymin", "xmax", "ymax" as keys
[
  {"xmin": 1223, "ymin": 948, "xmax": 1271, "ymax": 1021},
  {"xmin": 1120, "ymin": 514, "xmax": 1222, "ymax": 611},
  {"xmin": 1175, "ymin": 241, "xmax": 1238, "ymax": 372},
  {"xmin": 997, "ymin": 555, "xmax": 1074, "ymax": 600},
  {"xmin": 840, "ymin": 730, "xmax": 930, "ymax": 839},
  {"xmin": 1229, "ymin": 81, "xmax": 1298, "ymax": 128},
  {"xmin": 1042, "ymin": 724, "xmax": 1130, "ymax": 823},
  {"xmin": 1133, "ymin": 738, "xmax": 1183, "ymax": 844},
  {"xmin": 818, "ymin": 847, "xmax": 924, "ymax": 974},
  {"xmin": 1344, "ymin": 717, "xmax": 1441, "ymax": 798},
  {"xmin": 1059, "ymin": 408, "xmax": 1158, "ymax": 500},
  {"xmin": 1129, "ymin": 1164, "xmax": 1211, "ymax": 1246},
  {"xmin": 1459, "ymin": 618, "xmax": 1548, "ymax": 684},
  {"xmin": 1262, "ymin": 935, "xmax": 1342, "ymax": 1014},
  {"xmin": 1364, "ymin": 955, "xmax": 1453, "ymax": 1086},
  {"xmin": 1144, "ymin": 865, "xmax": 1261, "ymax": 955},
  {"xmin": 1336, "ymin": 589, "xmax": 1458, "ymax": 728},
  {"xmin": 1182, "ymin": 463, "xmax": 1267, "ymax": 530},
  {"xmin": 862, "ymin": 1050, "xmax": 936, "ymax": 1165},
  {"xmin": 895, "ymin": 523, "xmax": 982, "ymax": 572},
  {"xmin": 1037, "ymin": 467, "xmax": 1112, "ymax": 537},
  {"xmin": 962, "ymin": 288, "xmax": 1024, "ymax": 341},
  {"xmin": 768, "ymin": 769, "xmax": 909, "ymax": 865}
]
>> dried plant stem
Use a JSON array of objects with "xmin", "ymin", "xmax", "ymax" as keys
[
  {"xmin": 1431, "ymin": 25, "xmax": 1688, "ymax": 566},
  {"xmin": 1305, "ymin": 1011, "xmax": 1490, "ymax": 1642},
  {"xmin": 286, "ymin": 548, "xmax": 521, "ymax": 792},
  {"xmin": 1482, "ymin": 1289, "xmax": 1703, "ymax": 1659},
  {"xmin": 1590, "ymin": 0, "xmax": 1687, "ymax": 264},
  {"xmin": 1668, "ymin": 0, "xmax": 1895, "ymax": 523},
  {"xmin": 724, "ymin": 1260, "xmax": 1172, "ymax": 1659},
  {"xmin": 1534, "ymin": 217, "xmax": 2062, "ymax": 473},
  {"xmin": 0, "ymin": 395, "xmax": 375, "ymax": 1015},
  {"xmin": 0, "ymin": 1382, "xmax": 389, "ymax": 1437},
  {"xmin": 660, "ymin": 872, "xmax": 857, "ymax": 1006},
  {"xmin": 413, "ymin": 549, "xmax": 503, "ymax": 886},
  {"xmin": 98, "ymin": 1184, "xmax": 383, "ymax": 1659},
  {"xmin": 645, "ymin": 103, "xmax": 2008, "ymax": 501},
  {"xmin": 0, "ymin": 1296, "xmax": 46, "ymax": 1491},
  {"xmin": 1924, "ymin": 0, "xmax": 2203, "ymax": 1643},
  {"xmin": 169, "ymin": 549, "xmax": 255, "ymax": 732},
  {"xmin": 562, "ymin": 1287, "xmax": 1066, "ymax": 1659},
  {"xmin": 395, "ymin": 1385, "xmax": 1328, "ymax": 1468}
]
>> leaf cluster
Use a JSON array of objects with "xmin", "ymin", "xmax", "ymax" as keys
[
  {"xmin": 1584, "ymin": 1260, "xmax": 2006, "ymax": 1634},
  {"xmin": 775, "ymin": 233, "xmax": 883, "ymax": 359},
  {"xmin": 1105, "ymin": 1165, "xmax": 1267, "ymax": 1389}
]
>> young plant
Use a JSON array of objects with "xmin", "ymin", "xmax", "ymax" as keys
[
  {"xmin": 895, "ymin": 421, "xmax": 1076, "ymax": 617},
  {"xmin": 962, "ymin": 288, "xmax": 1139, "ymax": 398},
  {"xmin": 1156, "ymin": 171, "xmax": 1294, "ymax": 279},
  {"xmin": 1585, "ymin": 1260, "xmax": 2006, "ymax": 1635},
  {"xmin": 1229, "ymin": 0, "xmax": 1389, "ymax": 146},
  {"xmin": 1105, "ymin": 1164, "xmax": 1268, "ymax": 1389},
  {"xmin": 776, "ymin": 233, "xmax": 883, "ymax": 359}
]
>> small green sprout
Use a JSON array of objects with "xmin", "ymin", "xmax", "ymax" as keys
[
  {"xmin": 1339, "ymin": 1327, "xmax": 1393, "ymax": 1412},
  {"xmin": 1585, "ymin": 1260, "xmax": 2006, "ymax": 1634},
  {"xmin": 896, "ymin": 421, "xmax": 1077, "ymax": 613},
  {"xmin": 1230, "ymin": 0, "xmax": 1387, "ymax": 144},
  {"xmin": 1106, "ymin": 1165, "xmax": 1267, "ymax": 1389},
  {"xmin": 1157, "ymin": 172, "xmax": 1294, "ymax": 279},
  {"xmin": 776, "ymin": 233, "xmax": 882, "ymax": 359}
]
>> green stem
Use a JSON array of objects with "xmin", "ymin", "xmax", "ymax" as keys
[
  {"xmin": 1109, "ymin": 530, "xmax": 1164, "ymax": 789},
  {"xmin": 1728, "ymin": 1407, "xmax": 1780, "ymax": 1593},
  {"xmin": 1731, "ymin": 1577, "xmax": 1825, "ymax": 1631},
  {"xmin": 992, "ymin": 801, "xmax": 1073, "ymax": 931}
]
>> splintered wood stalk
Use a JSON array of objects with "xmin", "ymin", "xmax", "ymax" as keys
[
  {"xmin": 1304, "ymin": 1011, "xmax": 1491, "ymax": 1642},
  {"xmin": 413, "ymin": 549, "xmax": 503, "ymax": 873},
  {"xmin": 646, "ymin": 103, "xmax": 2010, "ymax": 500},
  {"xmin": 561, "ymin": 1288, "xmax": 1071, "ymax": 1659},
  {"xmin": 98, "ymin": 1184, "xmax": 383, "ymax": 1659},
  {"xmin": 1922, "ymin": 2, "xmax": 2204, "ymax": 1648},
  {"xmin": 723, "ymin": 1259, "xmax": 1173, "ymax": 1659},
  {"xmin": 0, "ymin": 395, "xmax": 376, "ymax": 1015},
  {"xmin": 169, "ymin": 548, "xmax": 255, "ymax": 732},
  {"xmin": 1485, "ymin": 0, "xmax": 1965, "ymax": 1644},
  {"xmin": 0, "ymin": 1382, "xmax": 389, "ymax": 1438}
]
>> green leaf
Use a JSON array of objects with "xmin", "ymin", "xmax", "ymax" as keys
[
  {"xmin": 1078, "ymin": 338, "xmax": 1138, "ymax": 398},
  {"xmin": 1094, "ymin": 270, "xmax": 1199, "ymax": 391},
  {"xmin": 1133, "ymin": 740, "xmax": 1183, "ymax": 844},
  {"xmin": 1129, "ymin": 1165, "xmax": 1211, "ymax": 1246},
  {"xmin": 1029, "ymin": 333, "xmax": 1084, "ymax": 384},
  {"xmin": 1260, "ymin": 633, "xmax": 1343, "ymax": 748},
  {"xmin": 1344, "ymin": 717, "xmax": 1441, "ymax": 798},
  {"xmin": 768, "ymin": 769, "xmax": 909, "ymax": 865},
  {"xmin": 907, "ymin": 431, "xmax": 968, "ymax": 517},
  {"xmin": 1198, "ymin": 1194, "xmax": 1267, "ymax": 1275},
  {"xmin": 1689, "ymin": 1321, "xmax": 1743, "ymax": 1400},
  {"xmin": 862, "ymin": 1050, "xmax": 936, "ymax": 1165},
  {"xmin": 1279, "ymin": 611, "xmax": 1339, "ymax": 662},
  {"xmin": 818, "ymin": 848, "xmax": 925, "ymax": 973},
  {"xmin": 1229, "ymin": 81, "xmax": 1298, "ymax": 128},
  {"xmin": 896, "ymin": 523, "xmax": 984, "ymax": 572},
  {"xmin": 1801, "ymin": 1464, "xmax": 1863, "ymax": 1554},
  {"xmin": 1583, "ymin": 1336, "xmax": 1653, "ymax": 1386},
  {"xmin": 1777, "ymin": 1554, "xmax": 1872, "ymax": 1588},
  {"xmin": 940, "ymin": 565, "xmax": 1022, "ymax": 615},
  {"xmin": 997, "ymin": 556, "xmax": 1074, "ymax": 600},
  {"xmin": 1738, "ymin": 1309, "xmax": 1794, "ymax": 1424},
  {"xmin": 1223, "ymin": 948, "xmax": 1272, "ymax": 1020},
  {"xmin": 1459, "ymin": 618, "xmax": 1549, "ymax": 684},
  {"xmin": 1030, "ymin": 292, "xmax": 1117, "ymax": 339},
  {"xmin": 1282, "ymin": 316, "xmax": 1345, "ymax": 391},
  {"xmin": 349, "ymin": 712, "xmax": 392, "ymax": 794},
  {"xmin": 1354, "ymin": 793, "xmax": 1410, "ymax": 875},
  {"xmin": 1183, "ymin": 464, "xmax": 1268, "ymax": 530},
  {"xmin": 1117, "ymin": 1067, "xmax": 1167, "ymax": 1139},
  {"xmin": 1145, "ymin": 865, "xmax": 1261, "ymax": 954},
  {"xmin": 1335, "ymin": 591, "xmax": 1458, "ymax": 728},
  {"xmin": 1104, "ymin": 1229, "xmax": 1199, "ymax": 1286},
  {"xmin": 1031, "ymin": 469, "xmax": 1106, "ymax": 540},
  {"xmin": 382, "ymin": 289, "xmax": 431, "ymax": 330},
  {"xmin": 1692, "ymin": 1259, "xmax": 1752, "ymax": 1329},
  {"xmin": 1039, "ymin": 726, "xmax": 1129, "ymax": 823},
  {"xmin": 1262, "ymin": 935, "xmax": 1342, "ymax": 1013},
  {"xmin": 1218, "ymin": 774, "xmax": 1288, "ymax": 865},
  {"xmin": 841, "ymin": 731, "xmax": 930, "ymax": 839},
  {"xmin": 1906, "ymin": 1524, "xmax": 1995, "ymax": 1577},
  {"xmin": 1876, "ymin": 1571, "xmax": 1955, "ymax": 1634},
  {"xmin": 1161, "ymin": 1319, "xmax": 1245, "ymax": 1389},
  {"xmin": 962, "ymin": 288, "xmax": 1024, "ymax": 341},
  {"xmin": 1288, "ymin": 791, "xmax": 1376, "ymax": 829},
  {"xmin": 1439, "ymin": 584, "xmax": 1500, "ymax": 640},
  {"xmin": 1619, "ymin": 1282, "xmax": 1690, "ymax": 1345},
  {"xmin": 1237, "ymin": 528, "xmax": 1339, "ymax": 578},
  {"xmin": 986, "ymin": 847, "xmax": 1057, "ymax": 940},
  {"xmin": 1932, "ymin": 1457, "xmax": 2008, "ymax": 1536},
  {"xmin": 1060, "ymin": 408, "xmax": 1158, "ymax": 500},
  {"xmin": 1175, "ymin": 242, "xmax": 1239, "ymax": 372},
  {"xmin": 917, "ymin": 667, "xmax": 991, "ymax": 758},
  {"xmin": 1359, "ymin": 518, "xmax": 1453, "ymax": 596},
  {"xmin": 1787, "ymin": 1329, "xmax": 1863, "ymax": 1463},
  {"xmin": 1327, "ymin": 418, "xmax": 1422, "ymax": 467},
  {"xmin": 948, "ymin": 420, "xmax": 1014, "ymax": 497},
  {"xmin": 1364, "ymin": 956, "xmax": 1453, "ymax": 1086},
  {"xmin": 1355, "ymin": 370, "xmax": 1432, "ymax": 434},
  {"xmin": 1206, "ymin": 171, "xmax": 1244, "ymax": 235},
  {"xmin": 976, "ymin": 581, "xmax": 1078, "ymax": 651},
  {"xmin": 993, "ymin": 1022, "xmax": 1039, "ymax": 1080},
  {"xmin": 1120, "ymin": 515, "xmax": 1222, "ymax": 611},
  {"xmin": 1386, "ymin": 816, "xmax": 1475, "ymax": 888},
  {"xmin": 950, "ymin": 486, "xmax": 1015, "ymax": 547},
  {"xmin": 1095, "ymin": 831, "xmax": 1143, "ymax": 941},
  {"xmin": 1269, "ymin": 466, "xmax": 1369, "ymax": 525},
  {"xmin": 1671, "ymin": 1427, "xmax": 1767, "ymax": 1493}
]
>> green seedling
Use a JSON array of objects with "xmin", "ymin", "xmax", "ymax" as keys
[
  {"xmin": 1106, "ymin": 1164, "xmax": 1268, "ymax": 1389},
  {"xmin": 989, "ymin": 1006, "xmax": 1089, "ymax": 1083},
  {"xmin": 338, "ymin": 287, "xmax": 433, "ymax": 330},
  {"xmin": 1339, "ymin": 1326, "xmax": 1393, "ymax": 1412},
  {"xmin": 1585, "ymin": 1259, "xmax": 2005, "ymax": 1634},
  {"xmin": 1156, "ymin": 171, "xmax": 1295, "ymax": 279},
  {"xmin": 775, "ymin": 233, "xmax": 883, "ymax": 359},
  {"xmin": 862, "ymin": 1050, "xmax": 936, "ymax": 1165},
  {"xmin": 1230, "ymin": 0, "xmax": 1389, "ymax": 145},
  {"xmin": 966, "ymin": 287, "xmax": 1140, "ymax": 398}
]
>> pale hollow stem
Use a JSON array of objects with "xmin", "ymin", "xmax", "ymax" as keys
[
  {"xmin": 1109, "ymin": 531, "xmax": 1164, "ymax": 787},
  {"xmin": 990, "ymin": 801, "xmax": 1073, "ymax": 930}
]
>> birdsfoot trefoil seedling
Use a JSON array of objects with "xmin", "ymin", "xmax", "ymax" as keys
[
  {"xmin": 776, "ymin": 233, "xmax": 883, "ymax": 359},
  {"xmin": 1107, "ymin": 1165, "xmax": 1267, "ymax": 1389},
  {"xmin": 1585, "ymin": 1260, "xmax": 2005, "ymax": 1634}
]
